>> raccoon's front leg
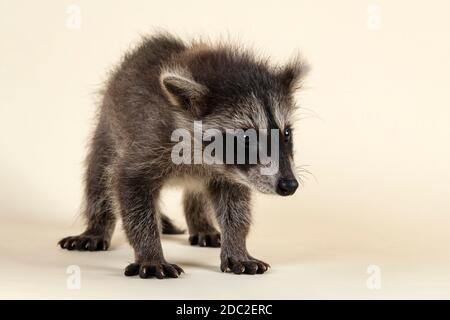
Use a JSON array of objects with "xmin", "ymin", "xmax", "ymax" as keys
[
  {"xmin": 208, "ymin": 180, "xmax": 270, "ymax": 275},
  {"xmin": 117, "ymin": 165, "xmax": 183, "ymax": 279}
]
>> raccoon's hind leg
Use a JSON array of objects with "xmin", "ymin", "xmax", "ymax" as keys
[
  {"xmin": 183, "ymin": 190, "xmax": 221, "ymax": 247},
  {"xmin": 59, "ymin": 126, "xmax": 116, "ymax": 251},
  {"xmin": 161, "ymin": 214, "xmax": 185, "ymax": 235}
]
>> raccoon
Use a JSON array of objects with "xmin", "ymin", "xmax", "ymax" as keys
[{"xmin": 59, "ymin": 33, "xmax": 309, "ymax": 279}]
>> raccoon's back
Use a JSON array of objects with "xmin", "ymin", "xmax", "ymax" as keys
[
  {"xmin": 106, "ymin": 33, "xmax": 187, "ymax": 103},
  {"xmin": 101, "ymin": 34, "xmax": 187, "ymax": 140}
]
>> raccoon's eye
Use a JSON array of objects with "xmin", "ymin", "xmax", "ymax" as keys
[{"xmin": 284, "ymin": 128, "xmax": 292, "ymax": 142}]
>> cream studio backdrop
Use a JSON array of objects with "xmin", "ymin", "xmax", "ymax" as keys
[{"xmin": 1, "ymin": 0, "xmax": 450, "ymax": 299}]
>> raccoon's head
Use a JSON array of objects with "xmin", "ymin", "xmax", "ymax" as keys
[{"xmin": 160, "ymin": 46, "xmax": 309, "ymax": 196}]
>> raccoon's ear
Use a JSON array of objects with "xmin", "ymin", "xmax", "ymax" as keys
[
  {"xmin": 278, "ymin": 58, "xmax": 310, "ymax": 93},
  {"xmin": 160, "ymin": 69, "xmax": 208, "ymax": 113}
]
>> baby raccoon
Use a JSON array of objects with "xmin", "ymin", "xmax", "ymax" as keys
[{"xmin": 59, "ymin": 33, "xmax": 309, "ymax": 279}]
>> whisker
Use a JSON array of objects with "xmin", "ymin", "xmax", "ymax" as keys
[
  {"xmin": 297, "ymin": 106, "xmax": 322, "ymax": 121},
  {"xmin": 295, "ymin": 164, "xmax": 318, "ymax": 184}
]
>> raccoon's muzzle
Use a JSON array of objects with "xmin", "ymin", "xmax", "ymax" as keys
[{"xmin": 276, "ymin": 178, "xmax": 299, "ymax": 196}]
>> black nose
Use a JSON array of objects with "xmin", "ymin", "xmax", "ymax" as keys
[{"xmin": 276, "ymin": 178, "xmax": 299, "ymax": 196}]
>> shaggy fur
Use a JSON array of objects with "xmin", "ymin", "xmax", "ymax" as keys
[{"xmin": 59, "ymin": 33, "xmax": 309, "ymax": 278}]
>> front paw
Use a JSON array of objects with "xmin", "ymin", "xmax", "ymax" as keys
[
  {"xmin": 58, "ymin": 234, "xmax": 109, "ymax": 251},
  {"xmin": 189, "ymin": 232, "xmax": 221, "ymax": 247},
  {"xmin": 221, "ymin": 255, "xmax": 270, "ymax": 275},
  {"xmin": 124, "ymin": 261, "xmax": 184, "ymax": 279}
]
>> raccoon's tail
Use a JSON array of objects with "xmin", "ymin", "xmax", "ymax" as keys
[{"xmin": 161, "ymin": 214, "xmax": 185, "ymax": 234}]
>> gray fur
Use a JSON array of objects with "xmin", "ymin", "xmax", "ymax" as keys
[{"xmin": 59, "ymin": 32, "xmax": 308, "ymax": 278}]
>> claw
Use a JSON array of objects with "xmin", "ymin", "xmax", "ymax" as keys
[
  {"xmin": 58, "ymin": 235, "xmax": 110, "ymax": 252},
  {"xmin": 222, "ymin": 256, "xmax": 270, "ymax": 275},
  {"xmin": 189, "ymin": 232, "xmax": 221, "ymax": 248},
  {"xmin": 125, "ymin": 262, "xmax": 184, "ymax": 279}
]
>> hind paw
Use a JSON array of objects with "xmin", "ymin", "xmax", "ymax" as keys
[{"xmin": 189, "ymin": 232, "xmax": 221, "ymax": 247}]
